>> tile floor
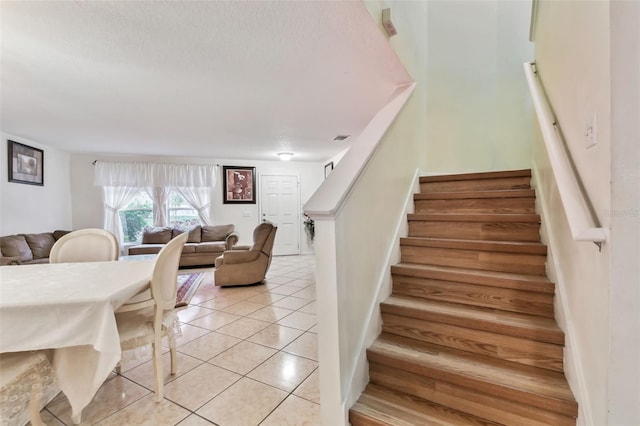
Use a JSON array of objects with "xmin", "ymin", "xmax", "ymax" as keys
[{"xmin": 41, "ymin": 255, "xmax": 321, "ymax": 426}]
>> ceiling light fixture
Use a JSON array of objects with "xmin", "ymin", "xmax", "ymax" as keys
[{"xmin": 277, "ymin": 152, "xmax": 294, "ymax": 161}]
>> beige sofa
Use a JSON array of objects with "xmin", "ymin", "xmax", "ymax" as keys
[
  {"xmin": 0, "ymin": 230, "xmax": 71, "ymax": 265},
  {"xmin": 128, "ymin": 224, "xmax": 238, "ymax": 267}
]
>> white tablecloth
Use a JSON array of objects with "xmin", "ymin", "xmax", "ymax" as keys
[{"xmin": 0, "ymin": 260, "xmax": 154, "ymax": 421}]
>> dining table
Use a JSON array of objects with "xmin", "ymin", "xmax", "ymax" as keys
[{"xmin": 0, "ymin": 259, "xmax": 155, "ymax": 423}]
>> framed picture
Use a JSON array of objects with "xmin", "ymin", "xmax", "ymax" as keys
[
  {"xmin": 8, "ymin": 140, "xmax": 44, "ymax": 186},
  {"xmin": 324, "ymin": 161, "xmax": 334, "ymax": 179},
  {"xmin": 223, "ymin": 166, "xmax": 256, "ymax": 204}
]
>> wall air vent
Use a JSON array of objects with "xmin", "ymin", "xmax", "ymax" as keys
[{"xmin": 333, "ymin": 135, "xmax": 350, "ymax": 141}]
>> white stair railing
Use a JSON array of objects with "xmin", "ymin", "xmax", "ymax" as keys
[{"xmin": 524, "ymin": 61, "xmax": 607, "ymax": 248}]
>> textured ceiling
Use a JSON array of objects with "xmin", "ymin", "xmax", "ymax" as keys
[{"xmin": 0, "ymin": 1, "xmax": 411, "ymax": 162}]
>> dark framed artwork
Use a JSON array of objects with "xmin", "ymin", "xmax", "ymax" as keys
[
  {"xmin": 324, "ymin": 161, "xmax": 334, "ymax": 179},
  {"xmin": 223, "ymin": 166, "xmax": 256, "ymax": 204},
  {"xmin": 8, "ymin": 140, "xmax": 44, "ymax": 186}
]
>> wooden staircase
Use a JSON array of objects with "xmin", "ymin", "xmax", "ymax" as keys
[{"xmin": 349, "ymin": 170, "xmax": 578, "ymax": 426}]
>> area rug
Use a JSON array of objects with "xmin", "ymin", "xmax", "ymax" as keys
[{"xmin": 175, "ymin": 272, "xmax": 206, "ymax": 307}]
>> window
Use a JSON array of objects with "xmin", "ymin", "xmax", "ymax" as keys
[
  {"xmin": 168, "ymin": 191, "xmax": 200, "ymax": 227},
  {"xmin": 119, "ymin": 191, "xmax": 153, "ymax": 243}
]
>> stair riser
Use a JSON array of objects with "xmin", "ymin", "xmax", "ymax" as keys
[
  {"xmin": 348, "ymin": 411, "xmax": 391, "ymax": 426},
  {"xmin": 415, "ymin": 198, "xmax": 535, "ymax": 214},
  {"xmin": 408, "ymin": 221, "xmax": 540, "ymax": 242},
  {"xmin": 367, "ymin": 349, "xmax": 577, "ymax": 417},
  {"xmin": 400, "ymin": 246, "xmax": 547, "ymax": 275},
  {"xmin": 381, "ymin": 313, "xmax": 564, "ymax": 372},
  {"xmin": 420, "ymin": 177, "xmax": 531, "ymax": 193},
  {"xmin": 390, "ymin": 265, "xmax": 555, "ymax": 293},
  {"xmin": 392, "ymin": 275, "xmax": 555, "ymax": 317},
  {"xmin": 368, "ymin": 363, "xmax": 576, "ymax": 426}
]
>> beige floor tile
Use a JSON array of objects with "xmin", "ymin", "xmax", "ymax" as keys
[
  {"xmin": 298, "ymin": 300, "xmax": 317, "ymax": 314},
  {"xmin": 118, "ymin": 347, "xmax": 157, "ymax": 372},
  {"xmin": 247, "ymin": 352, "xmax": 317, "ymax": 392},
  {"xmin": 215, "ymin": 317, "xmax": 271, "ymax": 339},
  {"xmin": 187, "ymin": 311, "xmax": 241, "ymax": 331},
  {"xmin": 176, "ymin": 414, "xmax": 215, "ymax": 425},
  {"xmin": 245, "ymin": 292, "xmax": 285, "ymax": 305},
  {"xmin": 196, "ymin": 296, "xmax": 242, "ymax": 310},
  {"xmin": 282, "ymin": 332, "xmax": 318, "ymax": 361},
  {"xmin": 276, "ymin": 311, "xmax": 317, "ymax": 331},
  {"xmin": 177, "ymin": 305, "xmax": 215, "ymax": 323},
  {"xmin": 272, "ymin": 296, "xmax": 310, "ymax": 310},
  {"xmin": 293, "ymin": 368, "xmax": 320, "ymax": 404},
  {"xmin": 190, "ymin": 283, "xmax": 223, "ymax": 304},
  {"xmin": 163, "ymin": 363, "xmax": 241, "ymax": 411},
  {"xmin": 196, "ymin": 378, "xmax": 287, "ymax": 426},
  {"xmin": 177, "ymin": 331, "xmax": 241, "ymax": 360},
  {"xmin": 270, "ymin": 285, "xmax": 304, "ymax": 296},
  {"xmin": 246, "ymin": 324, "xmax": 304, "ymax": 350},
  {"xmin": 260, "ymin": 394, "xmax": 321, "ymax": 426},
  {"xmin": 94, "ymin": 393, "xmax": 190, "ymax": 426},
  {"xmin": 171, "ymin": 323, "xmax": 212, "ymax": 348},
  {"xmin": 47, "ymin": 375, "xmax": 150, "ymax": 425},
  {"xmin": 123, "ymin": 351, "xmax": 204, "ymax": 390},
  {"xmin": 247, "ymin": 305, "xmax": 294, "ymax": 322},
  {"xmin": 209, "ymin": 340, "xmax": 277, "ymax": 375},
  {"xmin": 307, "ymin": 324, "xmax": 318, "ymax": 334},
  {"xmin": 291, "ymin": 287, "xmax": 316, "ymax": 300},
  {"xmin": 219, "ymin": 301, "xmax": 265, "ymax": 316},
  {"xmin": 264, "ymin": 275, "xmax": 294, "ymax": 285}
]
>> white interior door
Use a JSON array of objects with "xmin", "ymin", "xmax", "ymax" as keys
[{"xmin": 259, "ymin": 174, "xmax": 300, "ymax": 256}]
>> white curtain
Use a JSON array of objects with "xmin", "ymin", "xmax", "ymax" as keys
[
  {"xmin": 103, "ymin": 186, "xmax": 140, "ymax": 253},
  {"xmin": 95, "ymin": 161, "xmax": 216, "ymax": 188},
  {"xmin": 146, "ymin": 187, "xmax": 169, "ymax": 227},
  {"xmin": 173, "ymin": 187, "xmax": 212, "ymax": 225}
]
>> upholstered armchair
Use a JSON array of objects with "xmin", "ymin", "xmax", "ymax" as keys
[{"xmin": 214, "ymin": 222, "xmax": 277, "ymax": 286}]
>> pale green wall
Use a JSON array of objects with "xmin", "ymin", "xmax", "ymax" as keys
[{"xmin": 425, "ymin": 0, "xmax": 534, "ymax": 173}]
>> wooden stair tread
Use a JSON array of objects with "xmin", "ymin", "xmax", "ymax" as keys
[
  {"xmin": 351, "ymin": 384, "xmax": 501, "ymax": 426},
  {"xmin": 391, "ymin": 263, "xmax": 554, "ymax": 293},
  {"xmin": 382, "ymin": 296, "xmax": 563, "ymax": 344},
  {"xmin": 400, "ymin": 237, "xmax": 547, "ymax": 255},
  {"xmin": 370, "ymin": 334, "xmax": 577, "ymax": 416},
  {"xmin": 415, "ymin": 189, "xmax": 535, "ymax": 200},
  {"xmin": 420, "ymin": 170, "xmax": 531, "ymax": 183},
  {"xmin": 408, "ymin": 213, "xmax": 540, "ymax": 222}
]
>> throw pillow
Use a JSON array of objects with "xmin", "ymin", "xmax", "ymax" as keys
[
  {"xmin": 142, "ymin": 227, "xmax": 173, "ymax": 244},
  {"xmin": 23, "ymin": 233, "xmax": 56, "ymax": 259},
  {"xmin": 201, "ymin": 224, "xmax": 234, "ymax": 242},
  {"xmin": 0, "ymin": 235, "xmax": 34, "ymax": 262},
  {"xmin": 172, "ymin": 225, "xmax": 202, "ymax": 243}
]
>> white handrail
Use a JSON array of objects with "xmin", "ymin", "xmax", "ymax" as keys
[{"xmin": 523, "ymin": 61, "xmax": 607, "ymax": 246}]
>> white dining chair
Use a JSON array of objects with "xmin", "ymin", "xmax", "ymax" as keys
[
  {"xmin": 0, "ymin": 351, "xmax": 57, "ymax": 426},
  {"xmin": 49, "ymin": 228, "xmax": 119, "ymax": 263},
  {"xmin": 114, "ymin": 232, "xmax": 187, "ymax": 402}
]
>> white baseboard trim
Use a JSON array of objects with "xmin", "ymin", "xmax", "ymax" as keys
[{"xmin": 530, "ymin": 160, "xmax": 593, "ymax": 426}]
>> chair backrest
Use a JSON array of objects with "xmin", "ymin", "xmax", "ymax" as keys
[
  {"xmin": 150, "ymin": 232, "xmax": 188, "ymax": 312},
  {"xmin": 250, "ymin": 222, "xmax": 277, "ymax": 254},
  {"xmin": 49, "ymin": 228, "xmax": 119, "ymax": 263}
]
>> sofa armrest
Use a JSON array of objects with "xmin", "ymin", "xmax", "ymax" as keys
[
  {"xmin": 219, "ymin": 250, "xmax": 260, "ymax": 265},
  {"xmin": 225, "ymin": 233, "xmax": 239, "ymax": 250},
  {"xmin": 0, "ymin": 256, "xmax": 21, "ymax": 266}
]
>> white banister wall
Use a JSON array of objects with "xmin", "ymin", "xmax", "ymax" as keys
[
  {"xmin": 524, "ymin": 61, "xmax": 607, "ymax": 245},
  {"xmin": 304, "ymin": 83, "xmax": 422, "ymax": 425}
]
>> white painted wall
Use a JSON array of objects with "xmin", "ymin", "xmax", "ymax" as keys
[
  {"xmin": 533, "ymin": 0, "xmax": 639, "ymax": 424},
  {"xmin": 69, "ymin": 154, "xmax": 324, "ymax": 254},
  {"xmin": 425, "ymin": 0, "xmax": 534, "ymax": 173},
  {"xmin": 0, "ymin": 134, "xmax": 71, "ymax": 235}
]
